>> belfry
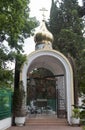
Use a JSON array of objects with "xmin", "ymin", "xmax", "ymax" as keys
[{"xmin": 20, "ymin": 19, "xmax": 74, "ymax": 125}]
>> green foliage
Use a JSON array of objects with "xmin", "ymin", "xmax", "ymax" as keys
[
  {"xmin": 72, "ymin": 108, "xmax": 80, "ymax": 118},
  {"xmin": 83, "ymin": 126, "xmax": 85, "ymax": 130},
  {"xmin": 0, "ymin": 0, "xmax": 38, "ymax": 89},
  {"xmin": 80, "ymin": 110, "xmax": 85, "ymax": 125},
  {"xmin": 50, "ymin": 0, "xmax": 84, "ymax": 52},
  {"xmin": 0, "ymin": 69, "xmax": 13, "ymax": 87},
  {"xmin": 13, "ymin": 81, "xmax": 26, "ymax": 117},
  {"xmin": 15, "ymin": 53, "xmax": 27, "ymax": 70},
  {"xmin": 0, "ymin": 45, "xmax": 13, "ymax": 88},
  {"xmin": 49, "ymin": 0, "xmax": 85, "ymax": 94},
  {"xmin": 0, "ymin": 0, "xmax": 38, "ymax": 50},
  {"xmin": 80, "ymin": 110, "xmax": 85, "ymax": 119},
  {"xmin": 79, "ymin": 50, "xmax": 85, "ymax": 94},
  {"xmin": 14, "ymin": 52, "xmax": 27, "ymax": 92}
]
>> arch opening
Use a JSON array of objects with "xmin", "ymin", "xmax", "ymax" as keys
[
  {"xmin": 27, "ymin": 68, "xmax": 58, "ymax": 116},
  {"xmin": 21, "ymin": 50, "xmax": 74, "ymax": 124}
]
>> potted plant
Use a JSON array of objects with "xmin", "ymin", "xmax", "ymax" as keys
[
  {"xmin": 80, "ymin": 110, "xmax": 85, "ymax": 125},
  {"xmin": 71, "ymin": 107, "xmax": 80, "ymax": 125},
  {"xmin": 80, "ymin": 99, "xmax": 85, "ymax": 125},
  {"xmin": 13, "ymin": 81, "xmax": 27, "ymax": 126}
]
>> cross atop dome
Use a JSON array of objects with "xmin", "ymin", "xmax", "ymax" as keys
[
  {"xmin": 40, "ymin": 7, "xmax": 48, "ymax": 21},
  {"xmin": 34, "ymin": 7, "xmax": 54, "ymax": 50}
]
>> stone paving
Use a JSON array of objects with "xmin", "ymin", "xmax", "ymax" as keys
[
  {"xmin": 7, "ymin": 114, "xmax": 83, "ymax": 130},
  {"xmin": 7, "ymin": 125, "xmax": 82, "ymax": 130}
]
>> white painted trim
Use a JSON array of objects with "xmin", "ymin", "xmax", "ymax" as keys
[
  {"xmin": 21, "ymin": 49, "xmax": 74, "ymax": 124},
  {"xmin": 0, "ymin": 117, "xmax": 12, "ymax": 130}
]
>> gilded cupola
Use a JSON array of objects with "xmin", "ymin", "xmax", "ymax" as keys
[{"xmin": 34, "ymin": 20, "xmax": 54, "ymax": 50}]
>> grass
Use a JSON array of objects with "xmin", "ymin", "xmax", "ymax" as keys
[{"xmin": 82, "ymin": 126, "xmax": 85, "ymax": 130}]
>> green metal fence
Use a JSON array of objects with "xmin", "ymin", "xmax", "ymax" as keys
[{"xmin": 0, "ymin": 87, "xmax": 12, "ymax": 120}]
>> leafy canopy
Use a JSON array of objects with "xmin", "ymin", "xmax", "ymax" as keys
[
  {"xmin": 0, "ymin": 0, "xmax": 38, "ymax": 88},
  {"xmin": 0, "ymin": 0, "xmax": 38, "ymax": 50},
  {"xmin": 49, "ymin": 0, "xmax": 85, "ymax": 94}
]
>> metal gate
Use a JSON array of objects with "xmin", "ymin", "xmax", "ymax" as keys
[{"xmin": 56, "ymin": 76, "xmax": 67, "ymax": 118}]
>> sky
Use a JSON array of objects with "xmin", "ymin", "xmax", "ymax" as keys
[
  {"xmin": 23, "ymin": 0, "xmax": 52, "ymax": 54},
  {"xmin": 29, "ymin": 0, "xmax": 51, "ymax": 22},
  {"xmin": 23, "ymin": 0, "xmax": 83, "ymax": 55},
  {"xmin": 29, "ymin": 0, "xmax": 82, "ymax": 22}
]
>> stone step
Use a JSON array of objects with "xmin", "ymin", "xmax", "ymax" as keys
[{"xmin": 25, "ymin": 118, "xmax": 67, "ymax": 126}]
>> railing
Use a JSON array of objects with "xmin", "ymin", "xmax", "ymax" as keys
[{"xmin": 0, "ymin": 88, "xmax": 12, "ymax": 120}]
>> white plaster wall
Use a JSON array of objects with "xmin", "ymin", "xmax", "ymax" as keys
[
  {"xmin": 0, "ymin": 117, "xmax": 12, "ymax": 130},
  {"xmin": 21, "ymin": 49, "xmax": 74, "ymax": 124}
]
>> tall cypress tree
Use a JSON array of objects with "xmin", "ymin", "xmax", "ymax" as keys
[
  {"xmin": 49, "ymin": 0, "xmax": 85, "ymax": 103},
  {"xmin": 49, "ymin": 0, "xmax": 84, "ymax": 57}
]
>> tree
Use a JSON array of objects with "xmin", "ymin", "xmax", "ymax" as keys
[
  {"xmin": 48, "ymin": 0, "xmax": 85, "ymax": 101},
  {"xmin": 0, "ymin": 0, "xmax": 38, "ymax": 88},
  {"xmin": 0, "ymin": 0, "xmax": 38, "ymax": 50},
  {"xmin": 49, "ymin": 0, "xmax": 84, "ymax": 54},
  {"xmin": 14, "ymin": 53, "xmax": 27, "ymax": 90},
  {"xmin": 0, "ymin": 44, "xmax": 13, "ymax": 88},
  {"xmin": 78, "ymin": 0, "xmax": 85, "ymax": 17}
]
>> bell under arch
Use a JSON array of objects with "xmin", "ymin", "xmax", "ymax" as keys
[{"xmin": 20, "ymin": 49, "xmax": 74, "ymax": 125}]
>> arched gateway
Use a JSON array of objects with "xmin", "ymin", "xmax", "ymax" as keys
[{"xmin": 20, "ymin": 21, "xmax": 74, "ymax": 125}]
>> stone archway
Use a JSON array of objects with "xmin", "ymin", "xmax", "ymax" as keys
[{"xmin": 20, "ymin": 49, "xmax": 74, "ymax": 125}]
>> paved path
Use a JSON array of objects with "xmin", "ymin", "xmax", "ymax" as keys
[
  {"xmin": 7, "ymin": 114, "xmax": 83, "ymax": 130},
  {"xmin": 7, "ymin": 125, "xmax": 82, "ymax": 130}
]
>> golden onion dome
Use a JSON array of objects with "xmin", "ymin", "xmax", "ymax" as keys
[{"xmin": 34, "ymin": 21, "xmax": 53, "ymax": 44}]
